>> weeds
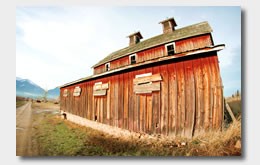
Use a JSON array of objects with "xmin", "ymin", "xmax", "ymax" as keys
[{"xmin": 33, "ymin": 113, "xmax": 241, "ymax": 156}]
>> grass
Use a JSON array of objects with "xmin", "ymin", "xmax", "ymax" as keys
[
  {"xmin": 16, "ymin": 101, "xmax": 26, "ymax": 108},
  {"xmin": 33, "ymin": 113, "xmax": 241, "ymax": 156},
  {"xmin": 32, "ymin": 102, "xmax": 60, "ymax": 110},
  {"xmin": 16, "ymin": 96, "xmax": 27, "ymax": 108},
  {"xmin": 228, "ymin": 100, "xmax": 241, "ymax": 118}
]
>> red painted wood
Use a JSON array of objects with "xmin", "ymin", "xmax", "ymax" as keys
[
  {"xmin": 184, "ymin": 60, "xmax": 195, "ymax": 138},
  {"xmin": 61, "ymin": 49, "xmax": 223, "ymax": 138}
]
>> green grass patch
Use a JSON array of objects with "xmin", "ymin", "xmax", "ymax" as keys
[{"xmin": 16, "ymin": 101, "xmax": 26, "ymax": 108}]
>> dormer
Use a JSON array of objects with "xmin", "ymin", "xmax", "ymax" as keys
[
  {"xmin": 159, "ymin": 17, "xmax": 177, "ymax": 34},
  {"xmin": 127, "ymin": 31, "xmax": 143, "ymax": 47}
]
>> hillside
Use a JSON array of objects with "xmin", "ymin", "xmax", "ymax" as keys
[{"xmin": 16, "ymin": 77, "xmax": 60, "ymax": 99}]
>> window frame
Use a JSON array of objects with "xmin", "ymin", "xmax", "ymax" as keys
[
  {"xmin": 165, "ymin": 42, "xmax": 176, "ymax": 56},
  {"xmin": 105, "ymin": 63, "xmax": 110, "ymax": 71},
  {"xmin": 129, "ymin": 54, "xmax": 137, "ymax": 64}
]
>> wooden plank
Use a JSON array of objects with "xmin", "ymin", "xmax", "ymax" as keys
[
  {"xmin": 107, "ymin": 80, "xmax": 111, "ymax": 125},
  {"xmin": 145, "ymin": 66, "xmax": 153, "ymax": 134},
  {"xmin": 184, "ymin": 60, "xmax": 195, "ymax": 138},
  {"xmin": 100, "ymin": 98, "xmax": 104, "ymax": 123},
  {"xmin": 118, "ymin": 73, "xmax": 124, "ymax": 128},
  {"xmin": 91, "ymin": 83, "xmax": 95, "ymax": 120},
  {"xmin": 168, "ymin": 63, "xmax": 177, "ymax": 137},
  {"xmin": 152, "ymin": 66, "xmax": 161, "ymax": 134},
  {"xmin": 212, "ymin": 55, "xmax": 223, "ymax": 128},
  {"xmin": 201, "ymin": 57, "xmax": 211, "ymax": 131},
  {"xmin": 176, "ymin": 61, "xmax": 185, "ymax": 136},
  {"xmin": 147, "ymin": 94, "xmax": 152, "ymax": 133},
  {"xmin": 192, "ymin": 58, "xmax": 204, "ymax": 136},
  {"xmin": 160, "ymin": 64, "xmax": 169, "ymax": 135},
  {"xmin": 225, "ymin": 100, "xmax": 237, "ymax": 122},
  {"xmin": 110, "ymin": 75, "xmax": 115, "ymax": 126},
  {"xmin": 103, "ymin": 93, "xmax": 107, "ymax": 124},
  {"xmin": 93, "ymin": 89, "xmax": 107, "ymax": 96},
  {"xmin": 123, "ymin": 72, "xmax": 129, "ymax": 129},
  {"xmin": 139, "ymin": 94, "xmax": 145, "ymax": 133},
  {"xmin": 114, "ymin": 75, "xmax": 119, "ymax": 127},
  {"xmin": 208, "ymin": 56, "xmax": 218, "ymax": 129},
  {"xmin": 133, "ymin": 70, "xmax": 139, "ymax": 132},
  {"xmin": 128, "ymin": 71, "xmax": 134, "ymax": 131},
  {"xmin": 134, "ymin": 82, "xmax": 160, "ymax": 93},
  {"xmin": 93, "ymin": 83, "xmax": 109, "ymax": 91},
  {"xmin": 133, "ymin": 73, "xmax": 162, "ymax": 85}
]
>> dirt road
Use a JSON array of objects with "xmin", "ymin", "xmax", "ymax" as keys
[
  {"xmin": 16, "ymin": 101, "xmax": 37, "ymax": 156},
  {"xmin": 16, "ymin": 101, "xmax": 60, "ymax": 156}
]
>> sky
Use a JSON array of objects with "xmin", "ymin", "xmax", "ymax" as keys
[{"xmin": 16, "ymin": 6, "xmax": 241, "ymax": 96}]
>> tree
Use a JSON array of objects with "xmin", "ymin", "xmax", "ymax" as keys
[
  {"xmin": 43, "ymin": 88, "xmax": 48, "ymax": 102},
  {"xmin": 236, "ymin": 90, "xmax": 240, "ymax": 96}
]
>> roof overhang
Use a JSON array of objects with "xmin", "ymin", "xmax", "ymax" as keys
[{"xmin": 59, "ymin": 44, "xmax": 225, "ymax": 88}]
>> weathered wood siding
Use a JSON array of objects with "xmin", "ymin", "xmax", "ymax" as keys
[
  {"xmin": 61, "ymin": 52, "xmax": 223, "ymax": 138},
  {"xmin": 93, "ymin": 34, "xmax": 213, "ymax": 75}
]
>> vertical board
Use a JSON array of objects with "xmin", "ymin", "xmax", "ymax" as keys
[
  {"xmin": 118, "ymin": 73, "xmax": 124, "ymax": 128},
  {"xmin": 168, "ymin": 63, "xmax": 178, "ymax": 137},
  {"xmin": 184, "ymin": 60, "xmax": 196, "ymax": 138},
  {"xmin": 160, "ymin": 64, "xmax": 169, "ymax": 135},
  {"xmin": 107, "ymin": 79, "xmax": 111, "ymax": 125},
  {"xmin": 192, "ymin": 58, "xmax": 204, "ymax": 135},
  {"xmin": 176, "ymin": 61, "xmax": 185, "ymax": 136},
  {"xmin": 123, "ymin": 72, "xmax": 129, "ymax": 129},
  {"xmin": 114, "ymin": 74, "xmax": 119, "ymax": 127},
  {"xmin": 208, "ymin": 55, "xmax": 218, "ymax": 129},
  {"xmin": 128, "ymin": 71, "xmax": 134, "ymax": 131},
  {"xmin": 137, "ymin": 68, "xmax": 147, "ymax": 133},
  {"xmin": 152, "ymin": 66, "xmax": 161, "ymax": 134},
  {"xmin": 201, "ymin": 57, "xmax": 212, "ymax": 131},
  {"xmin": 145, "ymin": 67, "xmax": 153, "ymax": 133},
  {"xmin": 212, "ymin": 55, "xmax": 223, "ymax": 129},
  {"xmin": 133, "ymin": 70, "xmax": 139, "ymax": 132}
]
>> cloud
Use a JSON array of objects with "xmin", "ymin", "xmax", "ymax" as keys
[
  {"xmin": 218, "ymin": 47, "xmax": 240, "ymax": 69},
  {"xmin": 16, "ymin": 7, "xmax": 127, "ymax": 89}
]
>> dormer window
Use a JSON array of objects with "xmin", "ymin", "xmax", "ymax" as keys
[
  {"xmin": 135, "ymin": 36, "xmax": 140, "ymax": 43},
  {"xmin": 165, "ymin": 42, "xmax": 175, "ymax": 55},
  {"xmin": 129, "ymin": 54, "xmax": 137, "ymax": 64},
  {"xmin": 105, "ymin": 63, "xmax": 110, "ymax": 71}
]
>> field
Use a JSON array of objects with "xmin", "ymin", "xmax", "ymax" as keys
[
  {"xmin": 30, "ymin": 102, "xmax": 241, "ymax": 156},
  {"xmin": 16, "ymin": 96, "xmax": 27, "ymax": 108}
]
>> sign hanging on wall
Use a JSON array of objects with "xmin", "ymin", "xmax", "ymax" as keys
[
  {"xmin": 63, "ymin": 89, "xmax": 68, "ymax": 97},
  {"xmin": 93, "ymin": 82, "xmax": 109, "ymax": 96},
  {"xmin": 73, "ymin": 87, "xmax": 81, "ymax": 96},
  {"xmin": 133, "ymin": 73, "xmax": 162, "ymax": 94}
]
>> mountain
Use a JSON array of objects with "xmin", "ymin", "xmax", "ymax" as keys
[
  {"xmin": 47, "ymin": 87, "xmax": 60, "ymax": 99},
  {"xmin": 16, "ymin": 77, "xmax": 60, "ymax": 99}
]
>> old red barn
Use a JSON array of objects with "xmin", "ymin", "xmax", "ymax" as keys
[{"xmin": 59, "ymin": 17, "xmax": 225, "ymax": 138}]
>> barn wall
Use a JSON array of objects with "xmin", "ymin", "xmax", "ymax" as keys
[
  {"xmin": 93, "ymin": 34, "xmax": 213, "ymax": 75},
  {"xmin": 61, "ymin": 52, "xmax": 223, "ymax": 138}
]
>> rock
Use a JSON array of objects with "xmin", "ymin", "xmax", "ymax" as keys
[{"xmin": 234, "ymin": 140, "xmax": 241, "ymax": 149}]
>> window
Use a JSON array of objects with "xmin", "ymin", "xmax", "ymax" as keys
[
  {"xmin": 165, "ymin": 42, "xmax": 175, "ymax": 55},
  {"xmin": 129, "ymin": 54, "xmax": 137, "ymax": 64},
  {"xmin": 105, "ymin": 63, "xmax": 110, "ymax": 71},
  {"xmin": 135, "ymin": 36, "xmax": 140, "ymax": 43}
]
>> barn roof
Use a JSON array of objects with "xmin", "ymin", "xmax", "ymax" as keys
[{"xmin": 92, "ymin": 21, "xmax": 212, "ymax": 68}]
